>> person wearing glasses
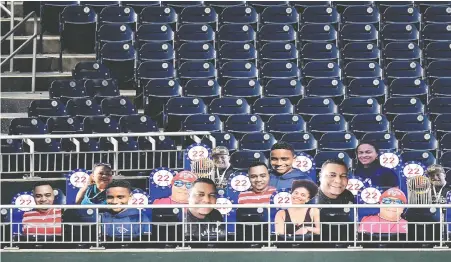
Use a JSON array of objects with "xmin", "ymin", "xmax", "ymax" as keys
[
  {"xmin": 75, "ymin": 163, "xmax": 113, "ymax": 205},
  {"xmin": 358, "ymin": 187, "xmax": 408, "ymax": 234},
  {"xmin": 426, "ymin": 164, "xmax": 451, "ymax": 204},
  {"xmin": 153, "ymin": 171, "xmax": 198, "ymax": 204}
]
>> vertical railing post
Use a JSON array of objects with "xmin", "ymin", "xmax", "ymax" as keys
[
  {"xmin": 25, "ymin": 138, "xmax": 35, "ymax": 177},
  {"xmin": 9, "ymin": 0, "xmax": 14, "ymax": 72},
  {"xmin": 31, "ymin": 13, "xmax": 37, "ymax": 93}
]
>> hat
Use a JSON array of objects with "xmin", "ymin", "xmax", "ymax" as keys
[
  {"xmin": 172, "ymin": 170, "xmax": 197, "ymax": 185},
  {"xmin": 426, "ymin": 164, "xmax": 445, "ymax": 177},
  {"xmin": 211, "ymin": 146, "xmax": 229, "ymax": 156},
  {"xmin": 291, "ymin": 179, "xmax": 319, "ymax": 198},
  {"xmin": 379, "ymin": 187, "xmax": 407, "ymax": 204}
]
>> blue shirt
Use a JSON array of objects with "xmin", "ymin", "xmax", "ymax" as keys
[
  {"xmin": 101, "ymin": 208, "xmax": 151, "ymax": 239},
  {"xmin": 269, "ymin": 168, "xmax": 314, "ymax": 191},
  {"xmin": 81, "ymin": 184, "xmax": 107, "ymax": 205},
  {"xmin": 353, "ymin": 162, "xmax": 400, "ymax": 188}
]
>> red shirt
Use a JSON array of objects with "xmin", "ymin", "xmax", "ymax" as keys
[
  {"xmin": 22, "ymin": 209, "xmax": 62, "ymax": 236},
  {"xmin": 238, "ymin": 187, "xmax": 277, "ymax": 204}
]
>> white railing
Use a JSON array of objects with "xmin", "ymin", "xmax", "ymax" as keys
[{"xmin": 1, "ymin": 204, "xmax": 450, "ymax": 250}]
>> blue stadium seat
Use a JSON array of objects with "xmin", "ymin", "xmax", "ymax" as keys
[
  {"xmin": 209, "ymin": 97, "xmax": 251, "ymax": 122},
  {"xmin": 219, "ymin": 43, "xmax": 257, "ymax": 65},
  {"xmin": 28, "ymin": 99, "xmax": 67, "ymax": 120},
  {"xmin": 223, "ymin": 79, "xmax": 262, "ymax": 101},
  {"xmin": 139, "ymin": 6, "xmax": 176, "ymax": 27},
  {"xmin": 138, "ymin": 42, "xmax": 175, "ymax": 62},
  {"xmin": 177, "ymin": 43, "xmax": 216, "ymax": 64},
  {"xmin": 341, "ymin": 6, "xmax": 380, "ymax": 25},
  {"xmin": 388, "ymin": 78, "xmax": 428, "ymax": 99},
  {"xmin": 383, "ymin": 42, "xmax": 421, "ymax": 64},
  {"xmin": 265, "ymin": 114, "xmax": 307, "ymax": 140},
  {"xmin": 298, "ymin": 24, "xmax": 338, "ymax": 46},
  {"xmin": 79, "ymin": 1, "xmax": 119, "ymax": 14},
  {"xmin": 182, "ymin": 114, "xmax": 222, "ymax": 132},
  {"xmin": 201, "ymin": 132, "xmax": 239, "ymax": 151},
  {"xmin": 32, "ymin": 138, "xmax": 62, "ymax": 153},
  {"xmin": 217, "ymin": 24, "xmax": 256, "ymax": 48},
  {"xmin": 122, "ymin": 1, "xmax": 160, "ymax": 14},
  {"xmin": 82, "ymin": 116, "xmax": 120, "ymax": 133},
  {"xmin": 137, "ymin": 61, "xmax": 176, "ymax": 88},
  {"xmin": 260, "ymin": 6, "xmax": 299, "ymax": 28},
  {"xmin": 340, "ymin": 97, "xmax": 381, "ymax": 122},
  {"xmin": 240, "ymin": 132, "xmax": 277, "ymax": 153},
  {"xmin": 98, "ymin": 42, "xmax": 136, "ymax": 86},
  {"xmin": 424, "ymin": 42, "xmax": 451, "ymax": 66},
  {"xmin": 184, "ymin": 79, "xmax": 221, "ymax": 105},
  {"xmin": 49, "ymin": 80, "xmax": 87, "ymax": 104},
  {"xmin": 9, "ymin": 118, "xmax": 47, "ymax": 135},
  {"xmin": 427, "ymin": 97, "xmax": 451, "ymax": 121},
  {"xmin": 423, "ymin": 6, "xmax": 451, "ymax": 24},
  {"xmin": 295, "ymin": 97, "xmax": 338, "ymax": 121},
  {"xmin": 302, "ymin": 61, "xmax": 340, "ymax": 83},
  {"xmin": 252, "ymin": 97, "xmax": 294, "ymax": 122},
  {"xmin": 176, "ymin": 24, "xmax": 215, "ymax": 46},
  {"xmin": 305, "ymin": 78, "xmax": 345, "ymax": 103},
  {"xmin": 164, "ymin": 97, "xmax": 207, "ymax": 132},
  {"xmin": 400, "ymin": 150, "xmax": 437, "ymax": 167},
  {"xmin": 248, "ymin": 1, "xmax": 289, "ymax": 12},
  {"xmin": 308, "ymin": 114, "xmax": 348, "ymax": 140},
  {"xmin": 163, "ymin": 1, "xmax": 203, "ymax": 13},
  {"xmin": 230, "ymin": 150, "xmax": 268, "ymax": 170},
  {"xmin": 335, "ymin": 1, "xmax": 372, "ymax": 13},
  {"xmin": 98, "ymin": 6, "xmax": 137, "ymax": 28},
  {"xmin": 361, "ymin": 132, "xmax": 398, "ymax": 152},
  {"xmin": 422, "ymin": 24, "xmax": 451, "ymax": 48},
  {"xmin": 72, "ymin": 62, "xmax": 111, "ymax": 80},
  {"xmin": 101, "ymin": 96, "xmax": 137, "ymax": 119},
  {"xmin": 382, "ymin": 6, "xmax": 420, "ymax": 25},
  {"xmin": 434, "ymin": 114, "xmax": 451, "ymax": 140},
  {"xmin": 340, "ymin": 23, "xmax": 378, "ymax": 47},
  {"xmin": 258, "ymin": 24, "xmax": 296, "ymax": 46},
  {"xmin": 46, "ymin": 116, "xmax": 82, "ymax": 134},
  {"xmin": 349, "ymin": 113, "xmax": 390, "ymax": 139},
  {"xmin": 377, "ymin": 1, "xmax": 414, "ymax": 14},
  {"xmin": 119, "ymin": 115, "xmax": 159, "ymax": 133},
  {"xmin": 346, "ymin": 78, "xmax": 386, "ymax": 99},
  {"xmin": 259, "ymin": 42, "xmax": 298, "ymax": 65},
  {"xmin": 300, "ymin": 6, "xmax": 339, "ymax": 25},
  {"xmin": 383, "ymin": 97, "xmax": 425, "ymax": 121},
  {"xmin": 341, "ymin": 42, "xmax": 380, "ymax": 66},
  {"xmin": 178, "ymin": 61, "xmax": 216, "ymax": 84},
  {"xmin": 427, "ymin": 61, "xmax": 451, "ymax": 84},
  {"xmin": 400, "ymin": 132, "xmax": 438, "ymax": 153},
  {"xmin": 318, "ymin": 132, "xmax": 358, "ymax": 157},
  {"xmin": 219, "ymin": 6, "xmax": 258, "ymax": 28},
  {"xmin": 40, "ymin": 1, "xmax": 78, "ymax": 37},
  {"xmin": 66, "ymin": 98, "xmax": 102, "ymax": 118},
  {"xmin": 392, "ymin": 114, "xmax": 432, "ymax": 139},
  {"xmin": 84, "ymin": 79, "xmax": 120, "ymax": 103},
  {"xmin": 205, "ymin": 1, "xmax": 245, "ymax": 13},
  {"xmin": 440, "ymin": 151, "xmax": 451, "ymax": 168},
  {"xmin": 430, "ymin": 78, "xmax": 451, "ymax": 97},
  {"xmin": 136, "ymin": 24, "xmax": 174, "ymax": 46},
  {"xmin": 179, "ymin": 6, "xmax": 218, "ymax": 27},
  {"xmin": 314, "ymin": 151, "xmax": 353, "ymax": 173},
  {"xmin": 385, "ymin": 61, "xmax": 423, "ymax": 84},
  {"xmin": 260, "ymin": 61, "xmax": 301, "ymax": 84},
  {"xmin": 281, "ymin": 132, "xmax": 317, "ymax": 155},
  {"xmin": 343, "ymin": 61, "xmax": 382, "ymax": 85},
  {"xmin": 264, "ymin": 78, "xmax": 304, "ymax": 101},
  {"xmin": 300, "ymin": 42, "xmax": 339, "ymax": 66},
  {"xmin": 380, "ymin": 24, "xmax": 419, "ymax": 47},
  {"xmin": 96, "ymin": 23, "xmax": 134, "ymax": 54},
  {"xmin": 219, "ymin": 61, "xmax": 258, "ymax": 85},
  {"xmin": 291, "ymin": 1, "xmax": 331, "ymax": 10},
  {"xmin": 224, "ymin": 114, "xmax": 264, "ymax": 139},
  {"xmin": 59, "ymin": 5, "xmax": 97, "ymax": 60},
  {"xmin": 440, "ymin": 133, "xmax": 451, "ymax": 152}
]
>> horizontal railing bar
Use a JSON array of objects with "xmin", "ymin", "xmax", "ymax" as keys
[
  {"xmin": 0, "ymin": 35, "xmax": 36, "ymax": 66},
  {"xmin": 0, "ymin": 11, "xmax": 35, "ymax": 43}
]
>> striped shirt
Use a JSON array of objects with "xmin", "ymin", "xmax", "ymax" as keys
[
  {"xmin": 22, "ymin": 209, "xmax": 62, "ymax": 236},
  {"xmin": 238, "ymin": 187, "xmax": 277, "ymax": 204}
]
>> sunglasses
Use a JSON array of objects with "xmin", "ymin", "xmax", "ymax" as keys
[
  {"xmin": 94, "ymin": 162, "xmax": 112, "ymax": 168},
  {"xmin": 173, "ymin": 180, "xmax": 193, "ymax": 189},
  {"xmin": 381, "ymin": 198, "xmax": 403, "ymax": 205}
]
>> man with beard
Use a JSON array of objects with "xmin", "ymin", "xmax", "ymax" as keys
[
  {"xmin": 153, "ymin": 171, "xmax": 198, "ymax": 204},
  {"xmin": 269, "ymin": 142, "xmax": 313, "ymax": 190},
  {"xmin": 238, "ymin": 162, "xmax": 276, "ymax": 204},
  {"xmin": 211, "ymin": 146, "xmax": 234, "ymax": 188},
  {"xmin": 426, "ymin": 164, "xmax": 451, "ymax": 204},
  {"xmin": 76, "ymin": 163, "xmax": 113, "ymax": 205},
  {"xmin": 22, "ymin": 182, "xmax": 62, "ymax": 236}
]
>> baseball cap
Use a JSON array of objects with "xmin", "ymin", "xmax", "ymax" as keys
[
  {"xmin": 426, "ymin": 164, "xmax": 445, "ymax": 177},
  {"xmin": 379, "ymin": 187, "xmax": 407, "ymax": 204},
  {"xmin": 172, "ymin": 170, "xmax": 197, "ymax": 185},
  {"xmin": 211, "ymin": 146, "xmax": 229, "ymax": 156}
]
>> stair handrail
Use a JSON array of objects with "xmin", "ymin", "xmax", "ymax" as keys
[{"xmin": 1, "ymin": 10, "xmax": 38, "ymax": 93}]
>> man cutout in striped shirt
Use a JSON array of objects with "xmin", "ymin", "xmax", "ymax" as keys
[
  {"xmin": 238, "ymin": 162, "xmax": 276, "ymax": 204},
  {"xmin": 22, "ymin": 182, "xmax": 62, "ymax": 236}
]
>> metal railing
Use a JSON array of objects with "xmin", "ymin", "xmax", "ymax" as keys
[
  {"xmin": 0, "ymin": 203, "xmax": 450, "ymax": 250},
  {"xmin": 0, "ymin": 132, "xmax": 215, "ymax": 177},
  {"xmin": 1, "ymin": 1, "xmax": 38, "ymax": 92}
]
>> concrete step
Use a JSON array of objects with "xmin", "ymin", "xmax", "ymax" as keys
[
  {"xmin": 0, "ymin": 71, "xmax": 72, "ymax": 92},
  {"xmin": 1, "ymin": 35, "xmax": 60, "ymax": 55},
  {"xmin": 1, "ymin": 17, "xmax": 42, "ymax": 37},
  {"xmin": 1, "ymin": 53, "xmax": 96, "ymax": 72}
]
